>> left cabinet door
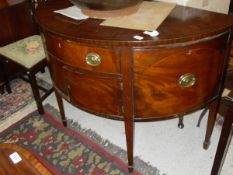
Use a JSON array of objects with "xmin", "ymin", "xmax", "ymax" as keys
[{"xmin": 63, "ymin": 66, "xmax": 123, "ymax": 117}]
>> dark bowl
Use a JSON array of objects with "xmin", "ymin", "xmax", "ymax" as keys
[{"xmin": 69, "ymin": 0, "xmax": 143, "ymax": 11}]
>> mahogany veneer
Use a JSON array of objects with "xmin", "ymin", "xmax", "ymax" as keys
[
  {"xmin": 0, "ymin": 143, "xmax": 52, "ymax": 175},
  {"xmin": 35, "ymin": 0, "xmax": 233, "ymax": 172}
]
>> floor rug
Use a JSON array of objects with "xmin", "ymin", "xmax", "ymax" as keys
[
  {"xmin": 0, "ymin": 104, "xmax": 160, "ymax": 175},
  {"xmin": 0, "ymin": 78, "xmax": 52, "ymax": 120}
]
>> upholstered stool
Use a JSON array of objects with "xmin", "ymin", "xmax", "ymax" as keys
[{"xmin": 0, "ymin": 35, "xmax": 53, "ymax": 114}]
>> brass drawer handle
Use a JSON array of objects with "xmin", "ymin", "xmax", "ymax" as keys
[
  {"xmin": 178, "ymin": 73, "xmax": 196, "ymax": 88},
  {"xmin": 85, "ymin": 52, "xmax": 101, "ymax": 66}
]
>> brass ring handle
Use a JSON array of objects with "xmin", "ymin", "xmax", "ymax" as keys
[
  {"xmin": 85, "ymin": 52, "xmax": 101, "ymax": 66},
  {"xmin": 178, "ymin": 73, "xmax": 196, "ymax": 88}
]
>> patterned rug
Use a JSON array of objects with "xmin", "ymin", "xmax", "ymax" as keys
[
  {"xmin": 0, "ymin": 78, "xmax": 52, "ymax": 120},
  {"xmin": 0, "ymin": 104, "xmax": 160, "ymax": 175}
]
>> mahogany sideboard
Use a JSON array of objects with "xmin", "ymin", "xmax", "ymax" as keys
[{"xmin": 35, "ymin": 0, "xmax": 233, "ymax": 172}]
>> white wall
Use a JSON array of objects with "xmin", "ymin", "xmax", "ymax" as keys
[
  {"xmin": 157, "ymin": 0, "xmax": 231, "ymax": 14},
  {"xmin": 156, "ymin": 0, "xmax": 186, "ymax": 5}
]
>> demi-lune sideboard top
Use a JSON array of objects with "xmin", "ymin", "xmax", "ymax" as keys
[
  {"xmin": 36, "ymin": 0, "xmax": 233, "ymax": 120},
  {"xmin": 35, "ymin": 0, "xmax": 233, "ymax": 46}
]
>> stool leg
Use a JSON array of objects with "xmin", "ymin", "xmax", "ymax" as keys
[
  {"xmin": 28, "ymin": 72, "xmax": 44, "ymax": 114},
  {"xmin": 1, "ymin": 61, "xmax": 12, "ymax": 94},
  {"xmin": 0, "ymin": 84, "xmax": 4, "ymax": 94},
  {"xmin": 5, "ymin": 80, "xmax": 12, "ymax": 94},
  {"xmin": 55, "ymin": 90, "xmax": 67, "ymax": 127},
  {"xmin": 3, "ymin": 74, "xmax": 11, "ymax": 94}
]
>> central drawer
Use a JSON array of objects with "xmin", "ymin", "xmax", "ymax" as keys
[{"xmin": 45, "ymin": 33, "xmax": 121, "ymax": 74}]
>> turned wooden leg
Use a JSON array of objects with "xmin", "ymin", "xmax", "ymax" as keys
[
  {"xmin": 28, "ymin": 72, "xmax": 44, "ymax": 115},
  {"xmin": 210, "ymin": 99, "xmax": 233, "ymax": 175},
  {"xmin": 203, "ymin": 99, "xmax": 219, "ymax": 149},
  {"xmin": 54, "ymin": 90, "xmax": 67, "ymax": 127}
]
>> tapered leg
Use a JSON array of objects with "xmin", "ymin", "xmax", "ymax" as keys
[
  {"xmin": 124, "ymin": 114, "xmax": 134, "ymax": 172},
  {"xmin": 211, "ymin": 99, "xmax": 233, "ymax": 175},
  {"xmin": 203, "ymin": 99, "xmax": 219, "ymax": 149},
  {"xmin": 121, "ymin": 47, "xmax": 135, "ymax": 172},
  {"xmin": 54, "ymin": 90, "xmax": 67, "ymax": 127},
  {"xmin": 28, "ymin": 72, "xmax": 44, "ymax": 114}
]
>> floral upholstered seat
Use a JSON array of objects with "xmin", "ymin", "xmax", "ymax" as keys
[
  {"xmin": 0, "ymin": 34, "xmax": 53, "ymax": 114},
  {"xmin": 0, "ymin": 35, "xmax": 45, "ymax": 69}
]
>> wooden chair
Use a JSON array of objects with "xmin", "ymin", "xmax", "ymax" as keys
[
  {"xmin": 196, "ymin": 44, "xmax": 233, "ymax": 128},
  {"xmin": 210, "ymin": 94, "xmax": 233, "ymax": 175},
  {"xmin": 0, "ymin": 0, "xmax": 53, "ymax": 114},
  {"xmin": 196, "ymin": 2, "xmax": 233, "ymax": 129}
]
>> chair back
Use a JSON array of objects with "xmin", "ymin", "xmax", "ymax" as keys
[
  {"xmin": 0, "ymin": 1, "xmax": 35, "ymax": 45},
  {"xmin": 29, "ymin": 0, "xmax": 51, "ymax": 35},
  {"xmin": 30, "ymin": 0, "xmax": 50, "ymax": 12}
]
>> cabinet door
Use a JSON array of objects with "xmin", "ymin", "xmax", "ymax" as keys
[
  {"xmin": 63, "ymin": 67, "xmax": 123, "ymax": 117},
  {"xmin": 48, "ymin": 54, "xmax": 123, "ymax": 117},
  {"xmin": 134, "ymin": 35, "xmax": 228, "ymax": 119},
  {"xmin": 47, "ymin": 55, "xmax": 69, "ymax": 98}
]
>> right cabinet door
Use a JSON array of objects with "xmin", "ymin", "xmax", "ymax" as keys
[{"xmin": 133, "ymin": 34, "xmax": 229, "ymax": 119}]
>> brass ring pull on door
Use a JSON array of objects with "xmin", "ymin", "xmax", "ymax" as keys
[
  {"xmin": 85, "ymin": 52, "xmax": 101, "ymax": 66},
  {"xmin": 178, "ymin": 73, "xmax": 196, "ymax": 88}
]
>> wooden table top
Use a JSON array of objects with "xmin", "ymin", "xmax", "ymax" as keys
[
  {"xmin": 36, "ymin": 0, "xmax": 233, "ymax": 46},
  {"xmin": 0, "ymin": 143, "xmax": 52, "ymax": 175}
]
